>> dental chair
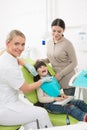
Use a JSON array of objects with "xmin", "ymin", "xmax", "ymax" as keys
[
  {"xmin": 0, "ymin": 58, "xmax": 78, "ymax": 129},
  {"xmin": 0, "ymin": 125, "xmax": 20, "ymax": 130},
  {"xmin": 21, "ymin": 58, "xmax": 78, "ymax": 126}
]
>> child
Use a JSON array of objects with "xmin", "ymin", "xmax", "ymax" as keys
[{"xmin": 34, "ymin": 61, "xmax": 87, "ymax": 122}]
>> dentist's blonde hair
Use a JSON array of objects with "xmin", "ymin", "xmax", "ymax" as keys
[{"xmin": 6, "ymin": 29, "xmax": 26, "ymax": 43}]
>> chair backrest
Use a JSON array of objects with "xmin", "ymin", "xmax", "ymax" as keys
[{"xmin": 21, "ymin": 66, "xmax": 38, "ymax": 104}]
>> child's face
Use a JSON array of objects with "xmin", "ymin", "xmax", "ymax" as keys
[{"xmin": 37, "ymin": 65, "xmax": 48, "ymax": 77}]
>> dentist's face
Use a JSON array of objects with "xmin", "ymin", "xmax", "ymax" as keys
[{"xmin": 6, "ymin": 36, "xmax": 25, "ymax": 57}]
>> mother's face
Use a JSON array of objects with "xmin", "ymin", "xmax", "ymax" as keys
[{"xmin": 51, "ymin": 25, "xmax": 64, "ymax": 42}]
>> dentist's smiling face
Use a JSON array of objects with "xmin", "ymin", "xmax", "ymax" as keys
[
  {"xmin": 37, "ymin": 65, "xmax": 48, "ymax": 77},
  {"xmin": 6, "ymin": 36, "xmax": 25, "ymax": 57}
]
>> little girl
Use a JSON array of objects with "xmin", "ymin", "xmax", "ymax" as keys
[{"xmin": 33, "ymin": 61, "xmax": 87, "ymax": 122}]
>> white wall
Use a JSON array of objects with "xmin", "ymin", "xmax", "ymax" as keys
[
  {"xmin": 1, "ymin": 0, "xmax": 87, "ymax": 64},
  {"xmin": 0, "ymin": 0, "xmax": 47, "ymax": 49},
  {"xmin": 54, "ymin": 0, "xmax": 87, "ymax": 70},
  {"xmin": 55, "ymin": 0, "xmax": 87, "ymax": 26}
]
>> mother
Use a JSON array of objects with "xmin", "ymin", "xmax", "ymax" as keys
[{"xmin": 42, "ymin": 18, "xmax": 77, "ymax": 96}]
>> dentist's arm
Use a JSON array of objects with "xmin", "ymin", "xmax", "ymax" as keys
[{"xmin": 18, "ymin": 58, "xmax": 38, "ymax": 76}]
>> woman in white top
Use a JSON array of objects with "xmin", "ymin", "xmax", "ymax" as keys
[{"xmin": 0, "ymin": 30, "xmax": 52, "ymax": 130}]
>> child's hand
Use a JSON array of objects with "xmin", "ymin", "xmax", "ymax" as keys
[
  {"xmin": 61, "ymin": 93, "xmax": 68, "ymax": 99},
  {"xmin": 54, "ymin": 97, "xmax": 66, "ymax": 101}
]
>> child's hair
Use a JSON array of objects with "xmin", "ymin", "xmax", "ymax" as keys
[
  {"xmin": 34, "ymin": 61, "xmax": 51, "ymax": 82},
  {"xmin": 34, "ymin": 61, "xmax": 46, "ymax": 71}
]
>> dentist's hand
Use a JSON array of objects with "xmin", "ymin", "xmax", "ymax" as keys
[
  {"xmin": 40, "ymin": 76, "xmax": 53, "ymax": 83},
  {"xmin": 18, "ymin": 58, "xmax": 38, "ymax": 76},
  {"xmin": 24, "ymin": 63, "xmax": 38, "ymax": 76}
]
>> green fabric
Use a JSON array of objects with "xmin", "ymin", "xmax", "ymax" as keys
[
  {"xmin": 46, "ymin": 64, "xmax": 55, "ymax": 76},
  {"xmin": 21, "ymin": 58, "xmax": 78, "ymax": 126},
  {"xmin": 48, "ymin": 113, "xmax": 78, "ymax": 126},
  {"xmin": 0, "ymin": 125, "xmax": 20, "ymax": 130},
  {"xmin": 21, "ymin": 66, "xmax": 38, "ymax": 103}
]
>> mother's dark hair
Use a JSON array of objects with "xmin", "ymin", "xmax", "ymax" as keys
[{"xmin": 51, "ymin": 18, "xmax": 65, "ymax": 30}]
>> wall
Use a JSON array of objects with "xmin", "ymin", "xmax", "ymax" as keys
[
  {"xmin": 55, "ymin": 0, "xmax": 87, "ymax": 26},
  {"xmin": 53, "ymin": 0, "xmax": 87, "ymax": 70},
  {"xmin": 1, "ymin": 0, "xmax": 87, "ymax": 65},
  {"xmin": 0, "ymin": 0, "xmax": 47, "ymax": 50}
]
